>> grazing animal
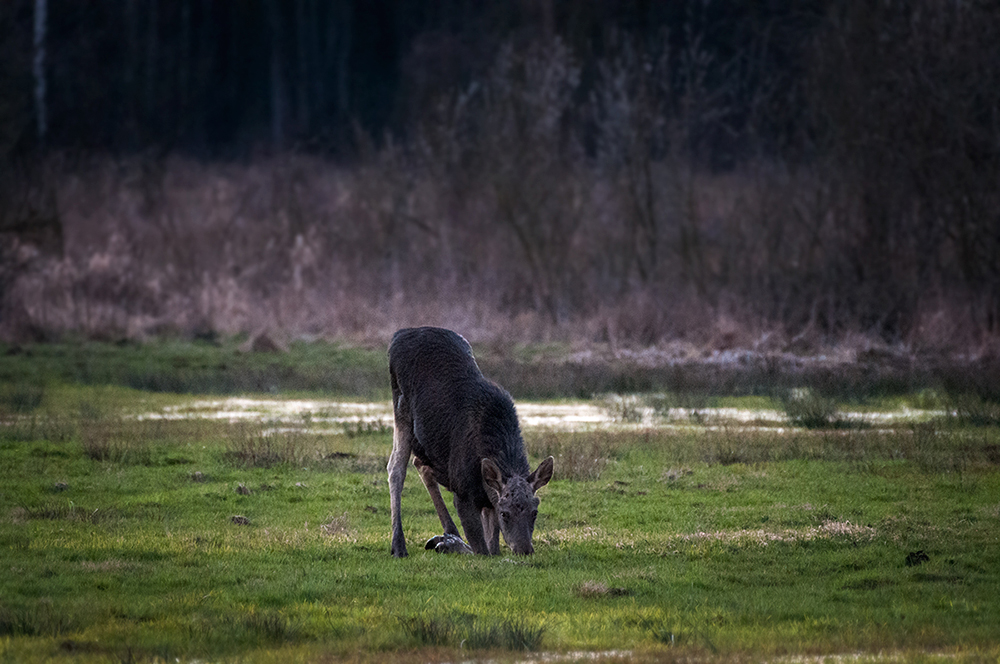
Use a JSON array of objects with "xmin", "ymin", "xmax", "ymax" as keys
[{"xmin": 387, "ymin": 327, "xmax": 554, "ymax": 557}]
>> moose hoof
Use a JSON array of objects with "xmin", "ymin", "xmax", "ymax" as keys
[{"xmin": 425, "ymin": 533, "xmax": 473, "ymax": 554}]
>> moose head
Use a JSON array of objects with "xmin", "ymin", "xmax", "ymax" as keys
[{"xmin": 481, "ymin": 456, "xmax": 554, "ymax": 555}]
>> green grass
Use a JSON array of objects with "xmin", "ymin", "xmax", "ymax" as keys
[
  {"xmin": 2, "ymin": 394, "xmax": 999, "ymax": 662},
  {"xmin": 0, "ymin": 338, "xmax": 391, "ymax": 399},
  {"xmin": 6, "ymin": 336, "xmax": 998, "ymax": 404},
  {"xmin": 2, "ymin": 341, "xmax": 1000, "ymax": 662}
]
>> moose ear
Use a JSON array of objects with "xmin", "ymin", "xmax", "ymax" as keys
[
  {"xmin": 528, "ymin": 456, "xmax": 554, "ymax": 492},
  {"xmin": 481, "ymin": 458, "xmax": 504, "ymax": 505}
]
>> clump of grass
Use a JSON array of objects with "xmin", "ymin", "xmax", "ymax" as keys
[
  {"xmin": 224, "ymin": 421, "xmax": 306, "ymax": 467},
  {"xmin": 399, "ymin": 614, "xmax": 543, "ymax": 651},
  {"xmin": 200, "ymin": 609, "xmax": 301, "ymax": 644},
  {"xmin": 780, "ymin": 388, "xmax": 844, "ymax": 429},
  {"xmin": 702, "ymin": 428, "xmax": 779, "ymax": 466},
  {"xmin": 661, "ymin": 467, "xmax": 694, "ymax": 484},
  {"xmin": 465, "ymin": 617, "xmax": 544, "ymax": 651},
  {"xmin": 526, "ymin": 431, "xmax": 615, "ymax": 480},
  {"xmin": 948, "ymin": 393, "xmax": 1000, "ymax": 427},
  {"xmin": 320, "ymin": 512, "xmax": 353, "ymax": 539},
  {"xmin": 0, "ymin": 603, "xmax": 76, "ymax": 637},
  {"xmin": 338, "ymin": 452, "xmax": 388, "ymax": 474},
  {"xmin": 0, "ymin": 414, "xmax": 75, "ymax": 444},
  {"xmin": 0, "ymin": 383, "xmax": 45, "ymax": 414},
  {"xmin": 16, "ymin": 502, "xmax": 118, "ymax": 525},
  {"xmin": 645, "ymin": 391, "xmax": 711, "ymax": 423},
  {"xmin": 576, "ymin": 581, "xmax": 630, "ymax": 598},
  {"xmin": 400, "ymin": 616, "xmax": 454, "ymax": 646},
  {"xmin": 79, "ymin": 417, "xmax": 151, "ymax": 464},
  {"xmin": 240, "ymin": 609, "xmax": 300, "ymax": 643},
  {"xmin": 910, "ymin": 388, "xmax": 946, "ymax": 410},
  {"xmin": 344, "ymin": 417, "xmax": 393, "ymax": 438},
  {"xmin": 598, "ymin": 394, "xmax": 645, "ymax": 423}
]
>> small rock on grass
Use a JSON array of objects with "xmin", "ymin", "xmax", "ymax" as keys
[{"xmin": 425, "ymin": 533, "xmax": 473, "ymax": 554}]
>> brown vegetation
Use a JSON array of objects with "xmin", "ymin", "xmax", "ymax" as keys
[{"xmin": 2, "ymin": 1, "xmax": 998, "ymax": 357}]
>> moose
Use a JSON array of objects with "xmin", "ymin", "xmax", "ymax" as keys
[{"xmin": 387, "ymin": 327, "xmax": 554, "ymax": 557}]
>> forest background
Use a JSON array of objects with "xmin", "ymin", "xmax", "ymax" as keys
[{"xmin": 1, "ymin": 0, "xmax": 999, "ymax": 356}]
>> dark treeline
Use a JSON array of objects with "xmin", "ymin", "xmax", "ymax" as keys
[
  {"xmin": 1, "ymin": 0, "xmax": 822, "ymax": 157},
  {"xmin": 1, "ymin": 0, "xmax": 999, "ymax": 350}
]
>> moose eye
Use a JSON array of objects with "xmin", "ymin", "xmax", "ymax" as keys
[{"xmin": 501, "ymin": 511, "xmax": 511, "ymax": 521}]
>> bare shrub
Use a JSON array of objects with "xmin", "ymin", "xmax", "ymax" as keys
[
  {"xmin": 2, "ymin": 13, "xmax": 998, "ymax": 351},
  {"xmin": 947, "ymin": 395, "xmax": 1000, "ymax": 428},
  {"xmin": 807, "ymin": 0, "xmax": 1000, "ymax": 338},
  {"xmin": 780, "ymin": 388, "xmax": 844, "ymax": 429},
  {"xmin": 476, "ymin": 38, "xmax": 587, "ymax": 323},
  {"xmin": 646, "ymin": 392, "xmax": 711, "ymax": 423},
  {"xmin": 598, "ymin": 394, "xmax": 645, "ymax": 423}
]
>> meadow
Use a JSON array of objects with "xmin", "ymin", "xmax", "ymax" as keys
[{"xmin": 1, "ymin": 339, "xmax": 999, "ymax": 663}]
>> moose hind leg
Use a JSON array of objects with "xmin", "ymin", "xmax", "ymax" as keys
[{"xmin": 387, "ymin": 419, "xmax": 413, "ymax": 557}]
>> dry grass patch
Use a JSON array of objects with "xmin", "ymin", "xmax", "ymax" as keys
[
  {"xmin": 319, "ymin": 512, "xmax": 355, "ymax": 541},
  {"xmin": 576, "ymin": 581, "xmax": 631, "ymax": 598},
  {"xmin": 525, "ymin": 430, "xmax": 637, "ymax": 481}
]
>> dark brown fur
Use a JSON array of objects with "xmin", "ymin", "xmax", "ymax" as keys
[{"xmin": 387, "ymin": 327, "xmax": 553, "ymax": 557}]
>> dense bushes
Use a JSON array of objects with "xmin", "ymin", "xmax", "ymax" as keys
[{"xmin": 2, "ymin": 1, "xmax": 998, "ymax": 351}]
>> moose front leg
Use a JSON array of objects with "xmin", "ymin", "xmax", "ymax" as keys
[
  {"xmin": 481, "ymin": 507, "xmax": 500, "ymax": 555},
  {"xmin": 454, "ymin": 495, "xmax": 491, "ymax": 555},
  {"xmin": 413, "ymin": 458, "xmax": 460, "ymax": 537},
  {"xmin": 415, "ymin": 458, "xmax": 474, "ymax": 554}
]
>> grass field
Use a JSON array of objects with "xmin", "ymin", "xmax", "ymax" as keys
[{"xmin": 1, "ymin": 341, "xmax": 999, "ymax": 663}]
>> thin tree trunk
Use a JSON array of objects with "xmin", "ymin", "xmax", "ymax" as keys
[
  {"xmin": 178, "ymin": 0, "xmax": 192, "ymax": 137},
  {"xmin": 33, "ymin": 0, "xmax": 47, "ymax": 144},
  {"xmin": 144, "ymin": 0, "xmax": 159, "ymax": 120},
  {"xmin": 294, "ymin": 0, "xmax": 310, "ymax": 132},
  {"xmin": 265, "ymin": 0, "xmax": 287, "ymax": 151},
  {"xmin": 539, "ymin": 0, "xmax": 554, "ymax": 37},
  {"xmin": 124, "ymin": 0, "xmax": 139, "ymax": 144},
  {"xmin": 335, "ymin": 1, "xmax": 352, "ymax": 138}
]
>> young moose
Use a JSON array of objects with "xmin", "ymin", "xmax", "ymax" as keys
[{"xmin": 387, "ymin": 327, "xmax": 554, "ymax": 557}]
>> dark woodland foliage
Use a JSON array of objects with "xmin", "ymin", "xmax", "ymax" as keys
[
  {"xmin": 1, "ymin": 0, "xmax": 824, "ymax": 157},
  {"xmin": 2, "ymin": 0, "xmax": 999, "ymax": 347}
]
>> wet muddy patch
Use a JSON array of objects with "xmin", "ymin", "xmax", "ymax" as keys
[{"xmin": 139, "ymin": 396, "xmax": 943, "ymax": 435}]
